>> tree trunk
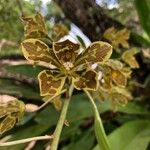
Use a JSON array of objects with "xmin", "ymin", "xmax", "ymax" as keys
[{"xmin": 54, "ymin": 0, "xmax": 122, "ymax": 41}]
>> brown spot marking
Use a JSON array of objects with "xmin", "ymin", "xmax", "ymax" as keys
[
  {"xmin": 0, "ymin": 115, "xmax": 16, "ymax": 134},
  {"xmin": 35, "ymin": 41, "xmax": 47, "ymax": 49},
  {"xmin": 57, "ymin": 50, "xmax": 76, "ymax": 63},
  {"xmin": 22, "ymin": 40, "xmax": 55, "ymax": 64},
  {"xmin": 74, "ymin": 79, "xmax": 86, "ymax": 89},
  {"xmin": 28, "ymin": 56, "xmax": 52, "ymax": 63},
  {"xmin": 22, "ymin": 42, "xmax": 37, "ymax": 52},
  {"xmin": 39, "ymin": 71, "xmax": 63, "ymax": 96},
  {"xmin": 22, "ymin": 13, "xmax": 47, "ymax": 38},
  {"xmin": 54, "ymin": 39, "xmax": 79, "ymax": 52},
  {"xmin": 75, "ymin": 42, "xmax": 112, "ymax": 67},
  {"xmin": 74, "ymin": 70, "xmax": 97, "ymax": 90},
  {"xmin": 112, "ymin": 70, "xmax": 126, "ymax": 87},
  {"xmin": 84, "ymin": 71, "xmax": 97, "ymax": 89}
]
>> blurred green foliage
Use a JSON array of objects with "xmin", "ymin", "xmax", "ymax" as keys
[{"xmin": 0, "ymin": 0, "xmax": 150, "ymax": 150}]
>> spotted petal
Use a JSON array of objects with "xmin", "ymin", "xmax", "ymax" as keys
[
  {"xmin": 121, "ymin": 48, "xmax": 139, "ymax": 68},
  {"xmin": 51, "ymin": 24, "xmax": 69, "ymax": 41},
  {"xmin": 110, "ymin": 87, "xmax": 132, "ymax": 106},
  {"xmin": 22, "ymin": 12, "xmax": 47, "ymax": 39},
  {"xmin": 106, "ymin": 59, "xmax": 123, "ymax": 70},
  {"xmin": 112, "ymin": 70, "xmax": 127, "ymax": 87},
  {"xmin": 21, "ymin": 39, "xmax": 60, "ymax": 67},
  {"xmin": 53, "ymin": 39, "xmax": 80, "ymax": 66},
  {"xmin": 74, "ymin": 41, "xmax": 112, "ymax": 67},
  {"xmin": 38, "ymin": 70, "xmax": 66, "ymax": 97},
  {"xmin": 72, "ymin": 69, "xmax": 98, "ymax": 91},
  {"xmin": 103, "ymin": 27, "xmax": 130, "ymax": 51},
  {"xmin": 0, "ymin": 100, "xmax": 25, "ymax": 118},
  {"xmin": 0, "ymin": 115, "xmax": 16, "ymax": 135}
]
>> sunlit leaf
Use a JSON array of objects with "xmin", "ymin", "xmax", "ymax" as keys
[
  {"xmin": 109, "ymin": 120, "xmax": 150, "ymax": 150},
  {"xmin": 38, "ymin": 70, "xmax": 66, "ymax": 97},
  {"xmin": 104, "ymin": 27, "xmax": 130, "ymax": 52},
  {"xmin": 75, "ymin": 41, "xmax": 112, "ymax": 68},
  {"xmin": 21, "ymin": 38, "xmax": 60, "ymax": 67},
  {"xmin": 22, "ymin": 12, "xmax": 48, "ymax": 39},
  {"xmin": 73, "ymin": 69, "xmax": 98, "ymax": 91},
  {"xmin": 51, "ymin": 24, "xmax": 69, "ymax": 41},
  {"xmin": 134, "ymin": 0, "xmax": 150, "ymax": 38},
  {"xmin": 121, "ymin": 48, "xmax": 139, "ymax": 68},
  {"xmin": 53, "ymin": 39, "xmax": 80, "ymax": 70},
  {"xmin": 93, "ymin": 120, "xmax": 150, "ymax": 150}
]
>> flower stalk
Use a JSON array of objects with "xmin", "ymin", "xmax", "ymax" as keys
[
  {"xmin": 50, "ymin": 86, "xmax": 74, "ymax": 150},
  {"xmin": 0, "ymin": 135, "xmax": 53, "ymax": 147},
  {"xmin": 84, "ymin": 90, "xmax": 110, "ymax": 150}
]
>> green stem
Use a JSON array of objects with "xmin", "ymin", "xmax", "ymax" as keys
[
  {"xmin": 84, "ymin": 90, "xmax": 110, "ymax": 150},
  {"xmin": 50, "ymin": 86, "xmax": 74, "ymax": 150},
  {"xmin": 0, "ymin": 135, "xmax": 52, "ymax": 147}
]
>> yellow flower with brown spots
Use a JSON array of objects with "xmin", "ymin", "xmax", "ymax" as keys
[
  {"xmin": 20, "ymin": 12, "xmax": 112, "ymax": 98},
  {"xmin": 21, "ymin": 39, "xmax": 112, "ymax": 97},
  {"xmin": 0, "ymin": 100, "xmax": 25, "ymax": 135}
]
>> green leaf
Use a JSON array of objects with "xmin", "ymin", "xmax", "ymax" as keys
[
  {"xmin": 35, "ymin": 94, "xmax": 149, "ymax": 126},
  {"xmin": 76, "ymin": 35, "xmax": 86, "ymax": 48},
  {"xmin": 0, "ymin": 49, "xmax": 22, "ymax": 58},
  {"xmin": 94, "ymin": 110, "xmax": 110, "ymax": 150},
  {"xmin": 0, "ymin": 79, "xmax": 40, "ymax": 100},
  {"xmin": 62, "ymin": 129, "xmax": 95, "ymax": 150},
  {"xmin": 130, "ymin": 33, "xmax": 150, "ymax": 47},
  {"xmin": 116, "ymin": 102, "xmax": 150, "ymax": 115},
  {"xmin": 0, "ymin": 124, "xmax": 51, "ymax": 150},
  {"xmin": 109, "ymin": 120, "xmax": 150, "ymax": 150},
  {"xmin": 93, "ymin": 120, "xmax": 150, "ymax": 150},
  {"xmin": 34, "ymin": 105, "xmax": 59, "ymax": 126},
  {"xmin": 5, "ymin": 65, "xmax": 43, "ymax": 78},
  {"xmin": 134, "ymin": 0, "xmax": 150, "ymax": 38},
  {"xmin": 84, "ymin": 90, "xmax": 110, "ymax": 150}
]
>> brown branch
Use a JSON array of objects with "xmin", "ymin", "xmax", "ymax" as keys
[
  {"xmin": 0, "ymin": 39, "xmax": 16, "ymax": 50},
  {"xmin": 0, "ymin": 60, "xmax": 36, "ymax": 88},
  {"xmin": 0, "ymin": 69, "xmax": 37, "ymax": 87}
]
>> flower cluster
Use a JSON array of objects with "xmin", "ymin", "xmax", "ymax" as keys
[
  {"xmin": 97, "ymin": 59, "xmax": 132, "ymax": 107},
  {"xmin": 103, "ymin": 27, "xmax": 130, "ymax": 53},
  {"xmin": 21, "ymin": 13, "xmax": 112, "ymax": 98},
  {"xmin": 20, "ymin": 13, "xmax": 140, "ymax": 110}
]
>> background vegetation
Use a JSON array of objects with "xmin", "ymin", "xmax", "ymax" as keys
[{"xmin": 0, "ymin": 0, "xmax": 150, "ymax": 150}]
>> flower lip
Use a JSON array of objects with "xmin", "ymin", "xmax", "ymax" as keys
[{"xmin": 63, "ymin": 62, "xmax": 74, "ymax": 70}]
